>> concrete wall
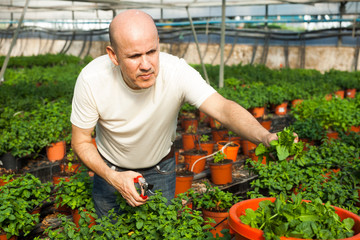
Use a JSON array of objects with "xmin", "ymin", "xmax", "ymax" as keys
[{"xmin": 1, "ymin": 38, "xmax": 359, "ymax": 72}]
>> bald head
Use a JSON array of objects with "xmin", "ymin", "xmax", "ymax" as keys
[{"xmin": 109, "ymin": 10, "xmax": 158, "ymax": 50}]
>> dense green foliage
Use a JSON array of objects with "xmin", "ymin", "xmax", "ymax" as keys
[
  {"xmin": 0, "ymin": 54, "xmax": 359, "ymax": 239},
  {"xmin": 247, "ymin": 138, "xmax": 360, "ymax": 214},
  {"xmin": 0, "ymin": 174, "xmax": 52, "ymax": 238},
  {"xmin": 0, "ymin": 55, "xmax": 91, "ymax": 157}
]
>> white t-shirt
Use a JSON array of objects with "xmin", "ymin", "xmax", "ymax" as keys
[{"xmin": 71, "ymin": 52, "xmax": 216, "ymax": 169}]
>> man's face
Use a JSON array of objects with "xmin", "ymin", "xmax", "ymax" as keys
[{"xmin": 114, "ymin": 33, "xmax": 160, "ymax": 90}]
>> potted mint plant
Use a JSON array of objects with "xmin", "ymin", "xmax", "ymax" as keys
[
  {"xmin": 208, "ymin": 151, "xmax": 233, "ymax": 185},
  {"xmin": 189, "ymin": 182, "xmax": 240, "ymax": 238}
]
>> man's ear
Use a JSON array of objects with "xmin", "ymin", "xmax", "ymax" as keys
[{"xmin": 106, "ymin": 46, "xmax": 119, "ymax": 66}]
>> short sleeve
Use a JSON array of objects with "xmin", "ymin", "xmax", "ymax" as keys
[
  {"xmin": 70, "ymin": 72, "xmax": 99, "ymax": 129},
  {"xmin": 176, "ymin": 58, "xmax": 216, "ymax": 108}
]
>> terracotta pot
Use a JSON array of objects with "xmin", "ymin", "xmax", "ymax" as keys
[
  {"xmin": 0, "ymin": 178, "xmax": 13, "ymax": 187},
  {"xmin": 182, "ymin": 118, "xmax": 198, "ymax": 132},
  {"xmin": 228, "ymin": 197, "xmax": 360, "ymax": 240},
  {"xmin": 46, "ymin": 140, "xmax": 66, "ymax": 162},
  {"xmin": 291, "ymin": 99, "xmax": 303, "ymax": 108},
  {"xmin": 199, "ymin": 111, "xmax": 210, "ymax": 124},
  {"xmin": 209, "ymin": 159, "xmax": 233, "ymax": 185},
  {"xmin": 335, "ymin": 89, "xmax": 345, "ymax": 99},
  {"xmin": 211, "ymin": 129, "xmax": 228, "ymax": 142},
  {"xmin": 60, "ymin": 163, "xmax": 82, "ymax": 173},
  {"xmin": 210, "ymin": 118, "xmax": 222, "ymax": 129},
  {"xmin": 292, "ymin": 184, "xmax": 307, "ymax": 195},
  {"xmin": 240, "ymin": 140, "xmax": 257, "ymax": 156},
  {"xmin": 259, "ymin": 120, "xmax": 271, "ymax": 130},
  {"xmin": 182, "ymin": 133, "xmax": 198, "ymax": 151},
  {"xmin": 72, "ymin": 208, "xmax": 96, "ymax": 229},
  {"xmin": 54, "ymin": 199, "xmax": 72, "ymax": 215},
  {"xmin": 183, "ymin": 150, "xmax": 207, "ymax": 173},
  {"xmin": 350, "ymin": 126, "xmax": 360, "ymax": 133},
  {"xmin": 31, "ymin": 207, "xmax": 41, "ymax": 215},
  {"xmin": 0, "ymin": 232, "xmax": 17, "ymax": 240},
  {"xmin": 300, "ymin": 138, "xmax": 315, "ymax": 151},
  {"xmin": 346, "ymin": 88, "xmax": 356, "ymax": 98},
  {"xmin": 217, "ymin": 141, "xmax": 240, "ymax": 162},
  {"xmin": 325, "ymin": 93, "xmax": 333, "ymax": 101},
  {"xmin": 326, "ymin": 131, "xmax": 339, "ymax": 140},
  {"xmin": 274, "ymin": 102, "xmax": 288, "ymax": 115},
  {"xmin": 321, "ymin": 168, "xmax": 340, "ymax": 182},
  {"xmin": 52, "ymin": 175, "xmax": 71, "ymax": 185},
  {"xmin": 249, "ymin": 107, "xmax": 265, "ymax": 118},
  {"xmin": 175, "ymin": 170, "xmax": 194, "ymax": 196},
  {"xmin": 196, "ymin": 142, "xmax": 215, "ymax": 156},
  {"xmin": 175, "ymin": 150, "xmax": 180, "ymax": 164},
  {"xmin": 248, "ymin": 150, "xmax": 266, "ymax": 164},
  {"xmin": 202, "ymin": 209, "xmax": 229, "ymax": 238}
]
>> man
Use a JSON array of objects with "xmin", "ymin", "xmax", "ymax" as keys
[{"xmin": 70, "ymin": 9, "xmax": 278, "ymax": 219}]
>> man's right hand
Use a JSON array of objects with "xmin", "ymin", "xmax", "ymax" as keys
[{"xmin": 106, "ymin": 170, "xmax": 148, "ymax": 207}]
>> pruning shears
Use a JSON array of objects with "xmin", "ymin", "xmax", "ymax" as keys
[{"xmin": 134, "ymin": 176, "xmax": 156, "ymax": 200}]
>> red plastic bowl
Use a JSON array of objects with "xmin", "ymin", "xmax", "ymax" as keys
[{"xmin": 228, "ymin": 197, "xmax": 360, "ymax": 240}]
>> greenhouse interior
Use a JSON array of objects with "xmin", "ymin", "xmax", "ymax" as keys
[{"xmin": 0, "ymin": 0, "xmax": 360, "ymax": 239}]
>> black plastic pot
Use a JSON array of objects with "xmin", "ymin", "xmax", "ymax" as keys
[{"xmin": 0, "ymin": 153, "xmax": 18, "ymax": 170}]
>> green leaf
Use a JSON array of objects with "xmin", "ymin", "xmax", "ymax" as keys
[
  {"xmin": 276, "ymin": 145, "xmax": 289, "ymax": 161},
  {"xmin": 343, "ymin": 218, "xmax": 355, "ymax": 231},
  {"xmin": 255, "ymin": 143, "xmax": 266, "ymax": 156}
]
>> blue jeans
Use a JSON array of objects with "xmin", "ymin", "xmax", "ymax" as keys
[{"xmin": 92, "ymin": 157, "xmax": 176, "ymax": 219}]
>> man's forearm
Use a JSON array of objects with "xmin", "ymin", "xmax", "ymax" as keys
[
  {"xmin": 72, "ymin": 141, "xmax": 113, "ymax": 182},
  {"xmin": 219, "ymin": 100, "xmax": 270, "ymax": 145}
]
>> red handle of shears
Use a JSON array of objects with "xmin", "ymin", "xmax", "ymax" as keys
[{"xmin": 134, "ymin": 175, "xmax": 148, "ymax": 200}]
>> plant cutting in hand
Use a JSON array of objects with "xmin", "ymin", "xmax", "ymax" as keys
[
  {"xmin": 240, "ymin": 193, "xmax": 355, "ymax": 240},
  {"xmin": 255, "ymin": 127, "xmax": 304, "ymax": 163}
]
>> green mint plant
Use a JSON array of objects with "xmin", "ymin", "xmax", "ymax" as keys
[
  {"xmin": 88, "ymin": 191, "xmax": 221, "ymax": 239},
  {"xmin": 189, "ymin": 182, "xmax": 240, "ymax": 212},
  {"xmin": 213, "ymin": 151, "xmax": 227, "ymax": 164},
  {"xmin": 255, "ymin": 127, "xmax": 304, "ymax": 163},
  {"xmin": 240, "ymin": 193, "xmax": 355, "ymax": 240},
  {"xmin": 1, "ymin": 173, "xmax": 52, "ymax": 211},
  {"xmin": 54, "ymin": 171, "xmax": 93, "ymax": 210},
  {"xmin": 0, "ymin": 195, "xmax": 39, "ymax": 238},
  {"xmin": 200, "ymin": 134, "xmax": 210, "ymax": 142}
]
